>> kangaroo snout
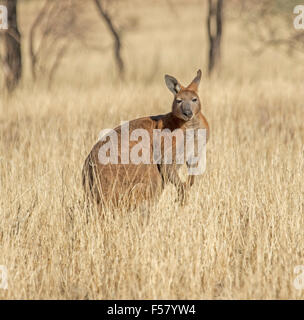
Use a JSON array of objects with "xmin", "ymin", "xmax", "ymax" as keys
[{"xmin": 182, "ymin": 106, "xmax": 193, "ymax": 119}]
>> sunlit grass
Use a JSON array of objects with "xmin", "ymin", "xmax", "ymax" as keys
[{"xmin": 0, "ymin": 0, "xmax": 303, "ymax": 299}]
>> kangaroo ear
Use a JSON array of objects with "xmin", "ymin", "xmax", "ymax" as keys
[
  {"xmin": 187, "ymin": 69, "xmax": 202, "ymax": 92},
  {"xmin": 165, "ymin": 75, "xmax": 183, "ymax": 95}
]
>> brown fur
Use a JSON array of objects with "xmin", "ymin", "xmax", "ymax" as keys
[{"xmin": 82, "ymin": 70, "xmax": 209, "ymax": 209}]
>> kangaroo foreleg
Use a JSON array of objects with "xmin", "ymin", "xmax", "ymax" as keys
[{"xmin": 158, "ymin": 163, "xmax": 187, "ymax": 205}]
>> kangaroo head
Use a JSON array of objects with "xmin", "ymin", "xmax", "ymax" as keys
[{"xmin": 165, "ymin": 69, "xmax": 202, "ymax": 121}]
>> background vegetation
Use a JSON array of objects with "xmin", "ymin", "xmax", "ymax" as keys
[{"xmin": 0, "ymin": 0, "xmax": 303, "ymax": 299}]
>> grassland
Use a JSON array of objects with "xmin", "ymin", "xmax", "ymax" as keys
[{"xmin": 0, "ymin": 0, "xmax": 304, "ymax": 299}]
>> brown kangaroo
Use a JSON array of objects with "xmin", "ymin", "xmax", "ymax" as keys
[{"xmin": 82, "ymin": 70, "xmax": 209, "ymax": 209}]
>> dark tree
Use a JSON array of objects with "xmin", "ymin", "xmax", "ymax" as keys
[
  {"xmin": 94, "ymin": 0, "xmax": 124, "ymax": 77},
  {"xmin": 3, "ymin": 0, "xmax": 22, "ymax": 91},
  {"xmin": 207, "ymin": 0, "xmax": 223, "ymax": 75}
]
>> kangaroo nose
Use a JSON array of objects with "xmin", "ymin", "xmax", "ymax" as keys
[{"xmin": 183, "ymin": 109, "xmax": 193, "ymax": 118}]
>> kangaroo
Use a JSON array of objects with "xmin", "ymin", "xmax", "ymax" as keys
[{"xmin": 82, "ymin": 70, "xmax": 209, "ymax": 209}]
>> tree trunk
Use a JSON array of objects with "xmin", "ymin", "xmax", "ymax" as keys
[
  {"xmin": 94, "ymin": 0, "xmax": 124, "ymax": 77},
  {"xmin": 207, "ymin": 0, "xmax": 223, "ymax": 75},
  {"xmin": 3, "ymin": 0, "xmax": 22, "ymax": 91}
]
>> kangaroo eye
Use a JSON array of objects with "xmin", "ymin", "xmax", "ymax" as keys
[
  {"xmin": 192, "ymin": 98, "xmax": 198, "ymax": 102},
  {"xmin": 176, "ymin": 99, "xmax": 182, "ymax": 103}
]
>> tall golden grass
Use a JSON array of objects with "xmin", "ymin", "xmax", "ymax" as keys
[{"xmin": 0, "ymin": 0, "xmax": 304, "ymax": 299}]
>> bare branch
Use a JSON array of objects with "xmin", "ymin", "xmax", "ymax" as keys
[
  {"xmin": 3, "ymin": 0, "xmax": 22, "ymax": 92},
  {"xmin": 29, "ymin": 0, "xmax": 50, "ymax": 80},
  {"xmin": 94, "ymin": 0, "xmax": 124, "ymax": 76},
  {"xmin": 27, "ymin": 0, "xmax": 84, "ymax": 86},
  {"xmin": 207, "ymin": 0, "xmax": 223, "ymax": 75},
  {"xmin": 48, "ymin": 42, "xmax": 69, "ymax": 88},
  {"xmin": 241, "ymin": 0, "xmax": 304, "ymax": 56}
]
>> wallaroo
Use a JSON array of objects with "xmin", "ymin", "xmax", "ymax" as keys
[{"xmin": 82, "ymin": 70, "xmax": 209, "ymax": 209}]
